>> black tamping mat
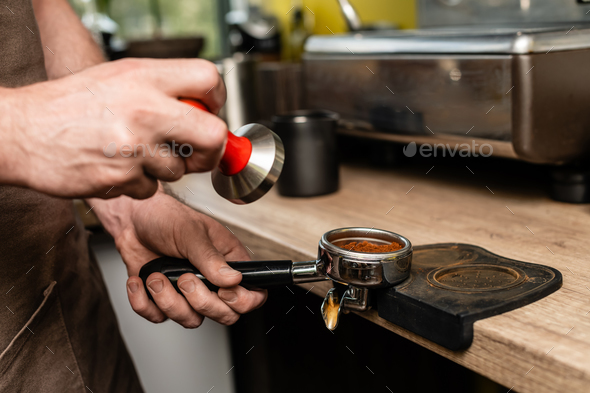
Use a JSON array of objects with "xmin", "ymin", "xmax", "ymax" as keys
[{"xmin": 376, "ymin": 243, "xmax": 562, "ymax": 350}]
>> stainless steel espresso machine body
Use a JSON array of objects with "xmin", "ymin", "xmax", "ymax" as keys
[{"xmin": 303, "ymin": 24, "xmax": 590, "ymax": 166}]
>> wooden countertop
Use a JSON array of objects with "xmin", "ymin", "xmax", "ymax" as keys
[{"xmin": 168, "ymin": 162, "xmax": 590, "ymax": 393}]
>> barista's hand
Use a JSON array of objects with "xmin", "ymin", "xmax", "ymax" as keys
[
  {"xmin": 0, "ymin": 58, "xmax": 227, "ymax": 200},
  {"xmin": 90, "ymin": 189, "xmax": 267, "ymax": 327}
]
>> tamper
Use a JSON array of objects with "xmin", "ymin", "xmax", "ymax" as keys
[{"xmin": 180, "ymin": 99, "xmax": 284, "ymax": 204}]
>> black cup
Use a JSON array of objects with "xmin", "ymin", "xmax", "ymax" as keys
[{"xmin": 272, "ymin": 110, "xmax": 340, "ymax": 197}]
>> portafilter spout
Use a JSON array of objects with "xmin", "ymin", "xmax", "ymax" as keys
[
  {"xmin": 180, "ymin": 99, "xmax": 284, "ymax": 204},
  {"xmin": 139, "ymin": 227, "xmax": 412, "ymax": 330}
]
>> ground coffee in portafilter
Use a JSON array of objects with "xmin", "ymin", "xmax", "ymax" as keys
[{"xmin": 342, "ymin": 240, "xmax": 402, "ymax": 253}]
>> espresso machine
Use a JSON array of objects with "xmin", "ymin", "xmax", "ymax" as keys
[{"xmin": 303, "ymin": 0, "xmax": 590, "ymax": 202}]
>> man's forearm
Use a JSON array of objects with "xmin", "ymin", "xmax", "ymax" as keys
[
  {"xmin": 87, "ymin": 195, "xmax": 136, "ymax": 242},
  {"xmin": 0, "ymin": 89, "xmax": 30, "ymax": 187},
  {"xmin": 32, "ymin": 0, "xmax": 127, "ymax": 227},
  {"xmin": 32, "ymin": 0, "xmax": 104, "ymax": 79},
  {"xmin": 87, "ymin": 183, "xmax": 169, "ymax": 242}
]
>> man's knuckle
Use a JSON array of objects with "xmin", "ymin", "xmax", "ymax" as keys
[
  {"xmin": 191, "ymin": 119, "xmax": 226, "ymax": 154},
  {"xmin": 116, "ymin": 58, "xmax": 143, "ymax": 73},
  {"xmin": 167, "ymin": 162, "xmax": 185, "ymax": 180},
  {"xmin": 242, "ymin": 301, "xmax": 258, "ymax": 314},
  {"xmin": 200, "ymin": 60, "xmax": 221, "ymax": 83},
  {"xmin": 210, "ymin": 119, "xmax": 228, "ymax": 145},
  {"xmin": 103, "ymin": 171, "xmax": 125, "ymax": 188},
  {"xmin": 128, "ymin": 106, "xmax": 159, "ymax": 128},
  {"xmin": 157, "ymin": 298, "xmax": 176, "ymax": 313},
  {"xmin": 184, "ymin": 318, "xmax": 203, "ymax": 329},
  {"xmin": 132, "ymin": 303, "xmax": 148, "ymax": 315},
  {"xmin": 151, "ymin": 315, "xmax": 167, "ymax": 324},
  {"xmin": 201, "ymin": 247, "xmax": 219, "ymax": 261},
  {"xmin": 219, "ymin": 314, "xmax": 239, "ymax": 326},
  {"xmin": 114, "ymin": 126, "xmax": 138, "ymax": 146},
  {"xmin": 134, "ymin": 180, "xmax": 158, "ymax": 199},
  {"xmin": 193, "ymin": 297, "xmax": 214, "ymax": 314}
]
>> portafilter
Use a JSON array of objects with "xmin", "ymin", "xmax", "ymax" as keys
[{"xmin": 139, "ymin": 227, "xmax": 413, "ymax": 330}]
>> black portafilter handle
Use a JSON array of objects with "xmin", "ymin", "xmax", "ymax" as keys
[{"xmin": 139, "ymin": 256, "xmax": 294, "ymax": 297}]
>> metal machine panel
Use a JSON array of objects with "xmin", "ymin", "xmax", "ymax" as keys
[
  {"xmin": 419, "ymin": 0, "xmax": 590, "ymax": 28},
  {"xmin": 304, "ymin": 54, "xmax": 513, "ymax": 141}
]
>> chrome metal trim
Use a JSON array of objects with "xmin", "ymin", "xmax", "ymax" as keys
[
  {"xmin": 292, "ymin": 260, "xmax": 329, "ymax": 283},
  {"xmin": 304, "ymin": 24, "xmax": 590, "ymax": 55},
  {"xmin": 318, "ymin": 227, "xmax": 413, "ymax": 288},
  {"xmin": 341, "ymin": 286, "xmax": 370, "ymax": 312}
]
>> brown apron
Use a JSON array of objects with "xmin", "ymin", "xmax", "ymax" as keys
[{"xmin": 0, "ymin": 2, "xmax": 143, "ymax": 391}]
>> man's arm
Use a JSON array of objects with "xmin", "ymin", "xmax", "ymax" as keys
[
  {"xmin": 29, "ymin": 0, "xmax": 266, "ymax": 327},
  {"xmin": 32, "ymin": 0, "xmax": 105, "ymax": 78}
]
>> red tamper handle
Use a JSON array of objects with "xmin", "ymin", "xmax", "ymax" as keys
[{"xmin": 179, "ymin": 98, "xmax": 253, "ymax": 176}]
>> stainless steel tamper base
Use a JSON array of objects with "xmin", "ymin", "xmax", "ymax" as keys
[{"xmin": 212, "ymin": 123, "xmax": 285, "ymax": 204}]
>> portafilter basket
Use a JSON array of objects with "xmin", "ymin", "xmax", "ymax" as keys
[
  {"xmin": 139, "ymin": 227, "xmax": 413, "ymax": 330},
  {"xmin": 320, "ymin": 227, "xmax": 412, "ymax": 288}
]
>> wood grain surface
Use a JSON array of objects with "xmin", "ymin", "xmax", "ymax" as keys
[{"xmin": 168, "ymin": 162, "xmax": 590, "ymax": 393}]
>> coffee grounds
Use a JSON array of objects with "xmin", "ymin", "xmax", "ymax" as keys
[{"xmin": 342, "ymin": 240, "xmax": 402, "ymax": 253}]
